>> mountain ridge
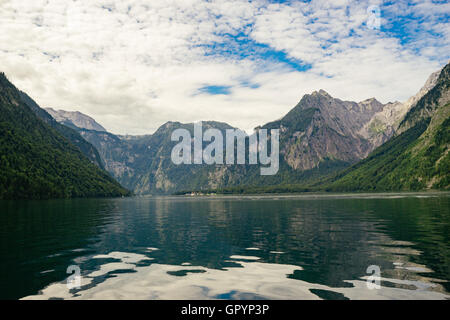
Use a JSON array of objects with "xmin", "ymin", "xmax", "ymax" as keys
[
  {"xmin": 45, "ymin": 108, "xmax": 107, "ymax": 132},
  {"xmin": 13, "ymin": 63, "xmax": 448, "ymax": 195},
  {"xmin": 18, "ymin": 91, "xmax": 105, "ymax": 169},
  {"xmin": 0, "ymin": 73, "xmax": 130, "ymax": 199},
  {"xmin": 322, "ymin": 62, "xmax": 450, "ymax": 191}
]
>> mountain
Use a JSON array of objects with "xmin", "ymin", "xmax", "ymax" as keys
[
  {"xmin": 261, "ymin": 71, "xmax": 441, "ymax": 174},
  {"xmin": 262, "ymin": 90, "xmax": 384, "ymax": 171},
  {"xmin": 323, "ymin": 62, "xmax": 450, "ymax": 191},
  {"xmin": 76, "ymin": 129, "xmax": 153, "ymax": 191},
  {"xmin": 45, "ymin": 108, "xmax": 107, "ymax": 132},
  {"xmin": 74, "ymin": 90, "xmax": 417, "ymax": 194},
  {"xmin": 45, "ymin": 64, "xmax": 448, "ymax": 195},
  {"xmin": 358, "ymin": 69, "xmax": 440, "ymax": 147},
  {"xmin": 77, "ymin": 121, "xmax": 248, "ymax": 194},
  {"xmin": 18, "ymin": 91, "xmax": 105, "ymax": 168},
  {"xmin": 0, "ymin": 73, "xmax": 130, "ymax": 199}
]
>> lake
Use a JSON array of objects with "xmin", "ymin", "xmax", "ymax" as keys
[{"xmin": 0, "ymin": 193, "xmax": 449, "ymax": 300}]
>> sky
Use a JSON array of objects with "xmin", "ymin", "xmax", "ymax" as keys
[{"xmin": 0, "ymin": 0, "xmax": 449, "ymax": 135}]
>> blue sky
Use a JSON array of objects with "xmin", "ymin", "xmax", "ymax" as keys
[
  {"xmin": 200, "ymin": 1, "xmax": 449, "ymax": 76},
  {"xmin": 0, "ymin": 0, "xmax": 448, "ymax": 134},
  {"xmin": 200, "ymin": 31, "xmax": 313, "ymax": 73}
]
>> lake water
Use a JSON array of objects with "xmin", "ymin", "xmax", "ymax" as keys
[{"xmin": 1, "ymin": 193, "xmax": 449, "ymax": 300}]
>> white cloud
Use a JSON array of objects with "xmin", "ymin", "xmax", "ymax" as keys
[{"xmin": 0, "ymin": 0, "xmax": 448, "ymax": 134}]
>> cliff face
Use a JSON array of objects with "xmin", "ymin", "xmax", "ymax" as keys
[
  {"xmin": 78, "ymin": 129, "xmax": 152, "ymax": 191},
  {"xmin": 78, "ymin": 121, "xmax": 243, "ymax": 194},
  {"xmin": 262, "ymin": 90, "xmax": 383, "ymax": 172}
]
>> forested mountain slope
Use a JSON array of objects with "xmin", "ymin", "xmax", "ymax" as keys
[{"xmin": 0, "ymin": 73, "xmax": 130, "ymax": 199}]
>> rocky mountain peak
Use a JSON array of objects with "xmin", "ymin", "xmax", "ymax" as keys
[
  {"xmin": 45, "ymin": 108, "xmax": 107, "ymax": 132},
  {"xmin": 358, "ymin": 97, "xmax": 384, "ymax": 113},
  {"xmin": 360, "ymin": 97, "xmax": 381, "ymax": 104},
  {"xmin": 310, "ymin": 89, "xmax": 332, "ymax": 98}
]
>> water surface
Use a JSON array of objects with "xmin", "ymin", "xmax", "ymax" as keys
[{"xmin": 0, "ymin": 193, "xmax": 449, "ymax": 300}]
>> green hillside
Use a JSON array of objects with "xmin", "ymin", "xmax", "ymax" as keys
[{"xmin": 0, "ymin": 73, "xmax": 130, "ymax": 199}]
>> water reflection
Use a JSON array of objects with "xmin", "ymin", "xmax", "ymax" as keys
[
  {"xmin": 1, "ymin": 193, "xmax": 449, "ymax": 299},
  {"xmin": 23, "ymin": 251, "xmax": 448, "ymax": 300}
]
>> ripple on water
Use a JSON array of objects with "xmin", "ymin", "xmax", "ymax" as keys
[{"xmin": 22, "ymin": 251, "xmax": 449, "ymax": 300}]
